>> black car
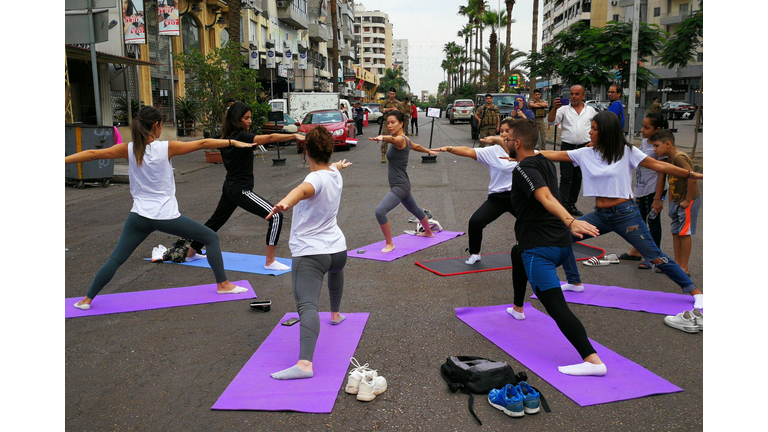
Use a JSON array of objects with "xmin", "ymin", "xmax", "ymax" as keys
[
  {"xmin": 661, "ymin": 102, "xmax": 696, "ymax": 120},
  {"xmin": 445, "ymin": 104, "xmax": 452, "ymax": 118}
]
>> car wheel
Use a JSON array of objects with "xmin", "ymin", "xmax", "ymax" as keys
[{"xmin": 450, "ymin": 118, "xmax": 454, "ymax": 124}]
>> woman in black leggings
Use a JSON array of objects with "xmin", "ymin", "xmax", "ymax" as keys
[
  {"xmin": 187, "ymin": 102, "xmax": 301, "ymax": 270},
  {"xmin": 67, "ymin": 106, "xmax": 254, "ymax": 310}
]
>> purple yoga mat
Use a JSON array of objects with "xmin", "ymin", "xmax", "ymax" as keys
[
  {"xmin": 530, "ymin": 282, "xmax": 695, "ymax": 315},
  {"xmin": 65, "ymin": 280, "xmax": 255, "ymax": 318},
  {"xmin": 348, "ymin": 231, "xmax": 464, "ymax": 262},
  {"xmin": 455, "ymin": 303, "xmax": 682, "ymax": 406},
  {"xmin": 212, "ymin": 312, "xmax": 369, "ymax": 413}
]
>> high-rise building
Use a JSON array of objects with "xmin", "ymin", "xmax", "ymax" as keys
[
  {"xmin": 392, "ymin": 39, "xmax": 409, "ymax": 84},
  {"xmin": 353, "ymin": 3, "xmax": 393, "ymax": 79},
  {"xmin": 540, "ymin": 0, "xmax": 702, "ymax": 105}
]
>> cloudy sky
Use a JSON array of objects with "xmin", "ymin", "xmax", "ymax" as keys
[{"xmin": 356, "ymin": 0, "xmax": 542, "ymax": 95}]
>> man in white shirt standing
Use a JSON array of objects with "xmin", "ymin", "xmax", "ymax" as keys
[{"xmin": 547, "ymin": 85, "xmax": 597, "ymax": 216}]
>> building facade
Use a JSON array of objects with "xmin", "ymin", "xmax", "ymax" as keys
[
  {"xmin": 392, "ymin": 39, "xmax": 409, "ymax": 84},
  {"xmin": 353, "ymin": 4, "xmax": 393, "ymax": 80}
]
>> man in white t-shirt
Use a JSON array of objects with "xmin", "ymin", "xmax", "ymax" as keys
[{"xmin": 547, "ymin": 85, "xmax": 597, "ymax": 216}]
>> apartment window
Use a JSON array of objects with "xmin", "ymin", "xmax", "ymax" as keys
[
  {"xmin": 653, "ymin": 7, "xmax": 661, "ymax": 17},
  {"xmin": 679, "ymin": 3, "xmax": 689, "ymax": 15},
  {"xmin": 696, "ymin": 52, "xmax": 703, "ymax": 62},
  {"xmin": 612, "ymin": 14, "xmax": 619, "ymax": 21}
]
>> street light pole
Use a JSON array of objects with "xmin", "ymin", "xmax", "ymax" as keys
[{"xmin": 87, "ymin": 0, "xmax": 102, "ymax": 125}]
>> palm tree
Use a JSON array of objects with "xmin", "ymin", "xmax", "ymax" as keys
[
  {"xmin": 504, "ymin": 1, "xmax": 516, "ymax": 78},
  {"xmin": 380, "ymin": 67, "xmax": 409, "ymax": 99},
  {"xmin": 457, "ymin": 2, "xmax": 480, "ymax": 84},
  {"xmin": 468, "ymin": 43, "xmax": 527, "ymax": 90},
  {"xmin": 458, "ymin": 24, "xmax": 473, "ymax": 86},
  {"xmin": 529, "ymin": 0, "xmax": 539, "ymax": 96},
  {"xmin": 481, "ymin": 10, "xmax": 510, "ymax": 92},
  {"xmin": 474, "ymin": 0, "xmax": 488, "ymax": 85}
]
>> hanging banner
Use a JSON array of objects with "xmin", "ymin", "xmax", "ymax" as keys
[
  {"xmin": 249, "ymin": 48, "xmax": 259, "ymax": 70},
  {"xmin": 122, "ymin": 0, "xmax": 146, "ymax": 44},
  {"xmin": 157, "ymin": 0, "xmax": 179, "ymax": 36},
  {"xmin": 298, "ymin": 42, "xmax": 307, "ymax": 70},
  {"xmin": 266, "ymin": 39, "xmax": 276, "ymax": 69},
  {"xmin": 284, "ymin": 49, "xmax": 293, "ymax": 69}
]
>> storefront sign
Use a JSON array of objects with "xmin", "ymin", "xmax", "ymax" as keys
[{"xmin": 157, "ymin": 0, "xmax": 179, "ymax": 36}]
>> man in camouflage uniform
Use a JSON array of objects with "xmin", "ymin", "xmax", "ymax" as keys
[
  {"xmin": 649, "ymin": 97, "xmax": 661, "ymax": 113},
  {"xmin": 474, "ymin": 94, "xmax": 500, "ymax": 147},
  {"xmin": 402, "ymin": 97, "xmax": 412, "ymax": 136},
  {"xmin": 529, "ymin": 89, "xmax": 549, "ymax": 150},
  {"xmin": 380, "ymin": 87, "xmax": 403, "ymax": 163}
]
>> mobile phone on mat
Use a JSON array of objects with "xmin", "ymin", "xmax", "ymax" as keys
[{"xmin": 281, "ymin": 318, "xmax": 300, "ymax": 326}]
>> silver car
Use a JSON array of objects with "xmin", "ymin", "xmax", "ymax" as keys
[{"xmin": 449, "ymin": 99, "xmax": 475, "ymax": 124}]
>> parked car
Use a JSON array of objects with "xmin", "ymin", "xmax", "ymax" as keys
[
  {"xmin": 363, "ymin": 106, "xmax": 384, "ymax": 124},
  {"xmin": 362, "ymin": 103, "xmax": 381, "ymax": 111},
  {"xmin": 470, "ymin": 93, "xmax": 524, "ymax": 139},
  {"xmin": 261, "ymin": 113, "xmax": 300, "ymax": 147},
  {"xmin": 296, "ymin": 109, "xmax": 356, "ymax": 153},
  {"xmin": 448, "ymin": 99, "xmax": 475, "ymax": 124},
  {"xmin": 661, "ymin": 101, "xmax": 696, "ymax": 120},
  {"xmin": 445, "ymin": 104, "xmax": 452, "ymax": 118},
  {"xmin": 585, "ymin": 100, "xmax": 606, "ymax": 112}
]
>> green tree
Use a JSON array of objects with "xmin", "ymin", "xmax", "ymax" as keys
[
  {"xmin": 379, "ymin": 68, "xmax": 409, "ymax": 100},
  {"xmin": 175, "ymin": 40, "xmax": 270, "ymax": 137},
  {"xmin": 469, "ymin": 42, "xmax": 526, "ymax": 92},
  {"xmin": 522, "ymin": 45, "xmax": 562, "ymax": 103},
  {"xmin": 480, "ymin": 9, "xmax": 511, "ymax": 93},
  {"xmin": 504, "ymin": 0, "xmax": 516, "ymax": 77}
]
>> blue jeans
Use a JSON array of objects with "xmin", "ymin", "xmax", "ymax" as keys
[{"xmin": 562, "ymin": 200, "xmax": 697, "ymax": 293}]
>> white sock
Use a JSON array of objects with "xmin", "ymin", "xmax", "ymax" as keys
[
  {"xmin": 73, "ymin": 301, "xmax": 90, "ymax": 311},
  {"xmin": 185, "ymin": 253, "xmax": 207, "ymax": 262},
  {"xmin": 693, "ymin": 294, "xmax": 703, "ymax": 309},
  {"xmin": 465, "ymin": 254, "xmax": 482, "ymax": 265},
  {"xmin": 265, "ymin": 261, "xmax": 291, "ymax": 271},
  {"xmin": 331, "ymin": 314, "xmax": 346, "ymax": 325},
  {"xmin": 218, "ymin": 285, "xmax": 248, "ymax": 294},
  {"xmin": 270, "ymin": 365, "xmax": 314, "ymax": 380},
  {"xmin": 558, "ymin": 362, "xmax": 607, "ymax": 377},
  {"xmin": 561, "ymin": 283, "xmax": 584, "ymax": 292},
  {"xmin": 506, "ymin": 307, "xmax": 525, "ymax": 320}
]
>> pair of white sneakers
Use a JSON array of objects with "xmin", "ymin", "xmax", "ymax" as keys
[{"xmin": 344, "ymin": 358, "xmax": 387, "ymax": 402}]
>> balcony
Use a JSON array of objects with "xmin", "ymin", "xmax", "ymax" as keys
[
  {"xmin": 309, "ymin": 22, "xmax": 329, "ymax": 42},
  {"xmin": 277, "ymin": 0, "xmax": 309, "ymax": 29},
  {"xmin": 659, "ymin": 11, "xmax": 690, "ymax": 25},
  {"xmin": 340, "ymin": 45, "xmax": 355, "ymax": 61}
]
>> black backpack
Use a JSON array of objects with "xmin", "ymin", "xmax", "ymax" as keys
[{"xmin": 440, "ymin": 356, "xmax": 549, "ymax": 425}]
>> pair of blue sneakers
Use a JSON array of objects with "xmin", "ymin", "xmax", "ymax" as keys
[{"xmin": 488, "ymin": 381, "xmax": 540, "ymax": 418}]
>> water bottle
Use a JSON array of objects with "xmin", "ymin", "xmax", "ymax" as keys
[{"xmin": 648, "ymin": 196, "xmax": 665, "ymax": 219}]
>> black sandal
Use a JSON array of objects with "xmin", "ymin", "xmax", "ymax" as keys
[{"xmin": 619, "ymin": 252, "xmax": 642, "ymax": 261}]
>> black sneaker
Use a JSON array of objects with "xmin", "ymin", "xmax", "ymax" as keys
[{"xmin": 568, "ymin": 206, "xmax": 583, "ymax": 217}]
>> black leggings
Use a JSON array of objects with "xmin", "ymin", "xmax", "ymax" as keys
[
  {"xmin": 510, "ymin": 245, "xmax": 595, "ymax": 360},
  {"xmin": 87, "ymin": 212, "xmax": 227, "ymax": 299},
  {"xmin": 191, "ymin": 185, "xmax": 282, "ymax": 253},
  {"xmin": 468, "ymin": 192, "xmax": 515, "ymax": 254}
]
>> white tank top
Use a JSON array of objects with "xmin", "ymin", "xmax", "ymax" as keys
[{"xmin": 128, "ymin": 140, "xmax": 180, "ymax": 220}]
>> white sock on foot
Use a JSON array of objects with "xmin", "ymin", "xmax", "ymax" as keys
[
  {"xmin": 693, "ymin": 294, "xmax": 703, "ymax": 309},
  {"xmin": 73, "ymin": 301, "xmax": 90, "ymax": 311},
  {"xmin": 265, "ymin": 261, "xmax": 291, "ymax": 271},
  {"xmin": 218, "ymin": 285, "xmax": 248, "ymax": 294},
  {"xmin": 465, "ymin": 254, "xmax": 482, "ymax": 265},
  {"xmin": 558, "ymin": 362, "xmax": 607, "ymax": 376},
  {"xmin": 270, "ymin": 365, "xmax": 314, "ymax": 380},
  {"xmin": 185, "ymin": 253, "xmax": 207, "ymax": 262},
  {"xmin": 561, "ymin": 283, "xmax": 584, "ymax": 292},
  {"xmin": 506, "ymin": 307, "xmax": 525, "ymax": 320}
]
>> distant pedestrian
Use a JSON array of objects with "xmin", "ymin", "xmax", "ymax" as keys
[
  {"xmin": 410, "ymin": 100, "xmax": 419, "ymax": 136},
  {"xmin": 529, "ymin": 89, "xmax": 549, "ymax": 149},
  {"xmin": 509, "ymin": 95, "xmax": 535, "ymax": 122},
  {"xmin": 380, "ymin": 88, "xmax": 402, "ymax": 162},
  {"xmin": 67, "ymin": 106, "xmax": 254, "ymax": 311},
  {"xmin": 354, "ymin": 102, "xmax": 364, "ymax": 136},
  {"xmin": 266, "ymin": 126, "xmax": 352, "ymax": 380},
  {"xmin": 606, "ymin": 85, "xmax": 625, "ymax": 129},
  {"xmin": 547, "ymin": 85, "xmax": 597, "ymax": 216},
  {"xmin": 474, "ymin": 93, "xmax": 500, "ymax": 146},
  {"xmin": 649, "ymin": 97, "xmax": 661, "ymax": 113}
]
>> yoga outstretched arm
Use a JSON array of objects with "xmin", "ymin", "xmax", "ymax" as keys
[
  {"xmin": 435, "ymin": 145, "xmax": 477, "ymax": 160},
  {"xmin": 639, "ymin": 157, "xmax": 703, "ymax": 180},
  {"xmin": 168, "ymin": 138, "xmax": 254, "ymax": 157},
  {"xmin": 538, "ymin": 150, "xmax": 573, "ymax": 163},
  {"xmin": 266, "ymin": 182, "xmax": 316, "ymax": 220},
  {"xmin": 254, "ymin": 133, "xmax": 303, "ymax": 146},
  {"xmin": 370, "ymin": 134, "xmax": 407, "ymax": 150},
  {"xmin": 533, "ymin": 186, "xmax": 599, "ymax": 239},
  {"xmin": 409, "ymin": 142, "xmax": 439, "ymax": 156},
  {"xmin": 65, "ymin": 143, "xmax": 129, "ymax": 163}
]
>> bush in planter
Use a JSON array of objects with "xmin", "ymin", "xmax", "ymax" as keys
[
  {"xmin": 175, "ymin": 97, "xmax": 199, "ymax": 136},
  {"xmin": 114, "ymin": 95, "xmax": 144, "ymax": 125}
]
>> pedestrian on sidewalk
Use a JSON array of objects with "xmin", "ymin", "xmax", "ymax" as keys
[
  {"xmin": 186, "ymin": 102, "xmax": 301, "ymax": 271},
  {"xmin": 67, "ymin": 106, "xmax": 253, "ymax": 310},
  {"xmin": 529, "ymin": 89, "xmax": 549, "ymax": 149},
  {"xmin": 266, "ymin": 126, "xmax": 352, "ymax": 380},
  {"xmin": 410, "ymin": 101, "xmax": 419, "ymax": 136}
]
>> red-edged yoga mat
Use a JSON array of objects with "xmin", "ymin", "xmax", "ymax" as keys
[
  {"xmin": 415, "ymin": 242, "xmax": 604, "ymax": 276},
  {"xmin": 455, "ymin": 303, "xmax": 683, "ymax": 406},
  {"xmin": 212, "ymin": 312, "xmax": 369, "ymax": 413},
  {"xmin": 64, "ymin": 280, "xmax": 255, "ymax": 318},
  {"xmin": 348, "ymin": 231, "xmax": 465, "ymax": 262}
]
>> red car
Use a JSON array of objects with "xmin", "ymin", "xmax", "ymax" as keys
[{"xmin": 296, "ymin": 109, "xmax": 356, "ymax": 153}]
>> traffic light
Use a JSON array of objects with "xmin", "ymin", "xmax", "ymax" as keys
[{"xmin": 508, "ymin": 75, "xmax": 519, "ymax": 88}]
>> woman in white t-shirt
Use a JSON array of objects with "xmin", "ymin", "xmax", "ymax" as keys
[
  {"xmin": 435, "ymin": 118, "xmax": 518, "ymax": 265},
  {"xmin": 265, "ymin": 126, "xmax": 352, "ymax": 381},
  {"xmin": 540, "ymin": 111, "xmax": 704, "ymax": 309},
  {"xmin": 66, "ymin": 106, "xmax": 254, "ymax": 311}
]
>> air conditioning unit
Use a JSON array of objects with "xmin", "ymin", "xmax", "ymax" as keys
[{"xmin": 276, "ymin": 1, "xmax": 287, "ymax": 9}]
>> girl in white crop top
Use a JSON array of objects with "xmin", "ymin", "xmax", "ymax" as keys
[
  {"xmin": 538, "ymin": 111, "xmax": 705, "ymax": 309},
  {"xmin": 66, "ymin": 106, "xmax": 256, "ymax": 311}
]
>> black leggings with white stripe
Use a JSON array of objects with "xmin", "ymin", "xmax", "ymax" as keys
[{"xmin": 190, "ymin": 184, "xmax": 283, "ymax": 253}]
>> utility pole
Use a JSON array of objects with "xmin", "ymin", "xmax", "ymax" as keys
[{"xmin": 627, "ymin": 0, "xmax": 641, "ymax": 139}]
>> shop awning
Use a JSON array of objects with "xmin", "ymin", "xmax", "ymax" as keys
[{"xmin": 66, "ymin": 45, "xmax": 161, "ymax": 66}]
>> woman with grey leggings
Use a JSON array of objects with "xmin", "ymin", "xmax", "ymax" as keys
[
  {"xmin": 266, "ymin": 126, "xmax": 352, "ymax": 380},
  {"xmin": 66, "ymin": 106, "xmax": 253, "ymax": 310},
  {"xmin": 370, "ymin": 110, "xmax": 439, "ymax": 253}
]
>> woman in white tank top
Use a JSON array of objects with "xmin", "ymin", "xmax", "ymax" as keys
[{"xmin": 66, "ymin": 106, "xmax": 256, "ymax": 311}]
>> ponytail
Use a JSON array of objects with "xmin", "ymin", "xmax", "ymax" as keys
[{"xmin": 131, "ymin": 106, "xmax": 163, "ymax": 166}]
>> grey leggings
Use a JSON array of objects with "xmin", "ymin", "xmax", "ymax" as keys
[
  {"xmin": 292, "ymin": 251, "xmax": 347, "ymax": 362},
  {"xmin": 375, "ymin": 188, "xmax": 426, "ymax": 225},
  {"xmin": 86, "ymin": 212, "xmax": 227, "ymax": 299}
]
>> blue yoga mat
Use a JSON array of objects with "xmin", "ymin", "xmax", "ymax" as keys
[{"xmin": 147, "ymin": 251, "xmax": 292, "ymax": 276}]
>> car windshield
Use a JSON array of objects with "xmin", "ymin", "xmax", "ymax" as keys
[
  {"xmin": 305, "ymin": 111, "xmax": 344, "ymax": 124},
  {"xmin": 493, "ymin": 95, "xmax": 518, "ymax": 106},
  {"xmin": 284, "ymin": 114, "xmax": 296, "ymax": 123},
  {"xmin": 455, "ymin": 101, "xmax": 473, "ymax": 107}
]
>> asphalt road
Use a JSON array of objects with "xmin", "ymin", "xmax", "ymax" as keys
[{"xmin": 64, "ymin": 116, "xmax": 704, "ymax": 431}]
